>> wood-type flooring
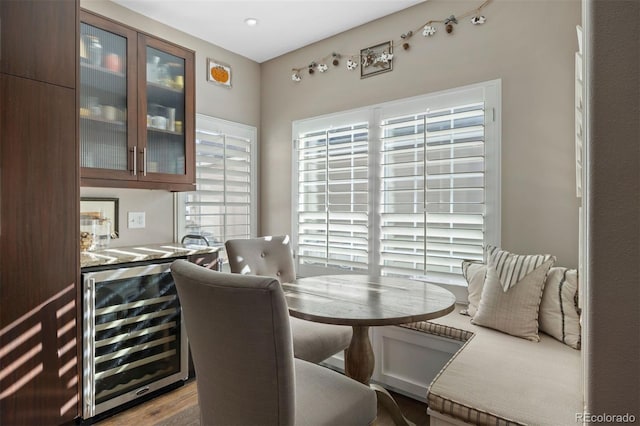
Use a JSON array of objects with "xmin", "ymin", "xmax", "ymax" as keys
[{"xmin": 96, "ymin": 379, "xmax": 429, "ymax": 425}]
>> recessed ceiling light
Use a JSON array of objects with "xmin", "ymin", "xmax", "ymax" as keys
[{"xmin": 244, "ymin": 18, "xmax": 258, "ymax": 27}]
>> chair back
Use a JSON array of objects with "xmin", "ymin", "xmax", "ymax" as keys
[
  {"xmin": 170, "ymin": 259, "xmax": 295, "ymax": 426},
  {"xmin": 225, "ymin": 235, "xmax": 296, "ymax": 283}
]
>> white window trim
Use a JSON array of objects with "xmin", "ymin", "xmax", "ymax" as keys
[{"xmin": 291, "ymin": 79, "xmax": 501, "ymax": 292}]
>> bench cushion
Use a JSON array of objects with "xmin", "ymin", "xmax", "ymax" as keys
[
  {"xmin": 403, "ymin": 306, "xmax": 582, "ymax": 426},
  {"xmin": 400, "ymin": 315, "xmax": 474, "ymax": 343}
]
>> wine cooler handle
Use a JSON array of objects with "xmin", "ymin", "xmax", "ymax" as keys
[
  {"xmin": 135, "ymin": 387, "xmax": 150, "ymax": 396},
  {"xmin": 84, "ymin": 277, "xmax": 97, "ymax": 418}
]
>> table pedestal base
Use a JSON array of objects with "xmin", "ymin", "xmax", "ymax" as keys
[
  {"xmin": 345, "ymin": 325, "xmax": 416, "ymax": 426},
  {"xmin": 345, "ymin": 326, "xmax": 374, "ymax": 384}
]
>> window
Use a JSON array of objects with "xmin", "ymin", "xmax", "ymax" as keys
[
  {"xmin": 176, "ymin": 114, "xmax": 257, "ymax": 250},
  {"xmin": 293, "ymin": 80, "xmax": 501, "ymax": 285}
]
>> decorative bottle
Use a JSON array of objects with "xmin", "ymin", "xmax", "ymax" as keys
[{"xmin": 88, "ymin": 36, "xmax": 103, "ymax": 67}]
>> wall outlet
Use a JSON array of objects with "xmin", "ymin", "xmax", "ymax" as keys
[{"xmin": 128, "ymin": 212, "xmax": 146, "ymax": 229}]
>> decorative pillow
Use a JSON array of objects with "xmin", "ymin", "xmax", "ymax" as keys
[
  {"xmin": 460, "ymin": 261, "xmax": 486, "ymax": 317},
  {"xmin": 485, "ymin": 245, "xmax": 556, "ymax": 292},
  {"xmin": 472, "ymin": 254, "xmax": 555, "ymax": 341},
  {"xmin": 539, "ymin": 267, "xmax": 581, "ymax": 349}
]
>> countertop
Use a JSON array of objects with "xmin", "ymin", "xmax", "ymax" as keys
[{"xmin": 80, "ymin": 243, "xmax": 220, "ymax": 268}]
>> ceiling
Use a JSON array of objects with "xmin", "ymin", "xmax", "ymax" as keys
[{"xmin": 110, "ymin": 0, "xmax": 426, "ymax": 63}]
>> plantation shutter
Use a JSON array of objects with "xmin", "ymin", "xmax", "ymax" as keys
[
  {"xmin": 292, "ymin": 80, "xmax": 500, "ymax": 286},
  {"xmin": 180, "ymin": 115, "xmax": 256, "ymax": 244},
  {"xmin": 295, "ymin": 122, "xmax": 369, "ymax": 273},
  {"xmin": 379, "ymin": 103, "xmax": 486, "ymax": 278}
]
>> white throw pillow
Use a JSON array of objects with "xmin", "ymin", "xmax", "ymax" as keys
[
  {"xmin": 472, "ymin": 253, "xmax": 555, "ymax": 341},
  {"xmin": 539, "ymin": 267, "xmax": 581, "ymax": 349},
  {"xmin": 461, "ymin": 261, "xmax": 486, "ymax": 317}
]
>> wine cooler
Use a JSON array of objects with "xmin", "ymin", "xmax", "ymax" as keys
[{"xmin": 82, "ymin": 260, "xmax": 188, "ymax": 418}]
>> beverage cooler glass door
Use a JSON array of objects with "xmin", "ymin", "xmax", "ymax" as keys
[{"xmin": 82, "ymin": 261, "xmax": 188, "ymax": 418}]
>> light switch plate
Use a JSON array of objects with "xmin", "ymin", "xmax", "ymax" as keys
[{"xmin": 128, "ymin": 212, "xmax": 146, "ymax": 229}]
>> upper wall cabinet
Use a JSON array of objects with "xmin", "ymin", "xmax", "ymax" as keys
[
  {"xmin": 0, "ymin": 0, "xmax": 76, "ymax": 88},
  {"xmin": 80, "ymin": 10, "xmax": 195, "ymax": 191}
]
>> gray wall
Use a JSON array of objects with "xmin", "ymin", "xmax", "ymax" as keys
[
  {"xmin": 585, "ymin": 0, "xmax": 639, "ymax": 418},
  {"xmin": 80, "ymin": 187, "xmax": 174, "ymax": 247},
  {"xmin": 260, "ymin": 0, "xmax": 581, "ymax": 268},
  {"xmin": 80, "ymin": 0, "xmax": 261, "ymax": 246}
]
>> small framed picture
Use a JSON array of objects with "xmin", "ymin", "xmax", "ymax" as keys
[
  {"xmin": 81, "ymin": 197, "xmax": 119, "ymax": 238},
  {"xmin": 360, "ymin": 41, "xmax": 393, "ymax": 79},
  {"xmin": 207, "ymin": 58, "xmax": 232, "ymax": 87}
]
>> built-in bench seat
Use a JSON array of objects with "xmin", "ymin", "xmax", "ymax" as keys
[{"xmin": 400, "ymin": 305, "xmax": 582, "ymax": 426}]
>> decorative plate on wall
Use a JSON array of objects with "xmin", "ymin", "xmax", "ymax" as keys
[{"xmin": 207, "ymin": 58, "xmax": 232, "ymax": 87}]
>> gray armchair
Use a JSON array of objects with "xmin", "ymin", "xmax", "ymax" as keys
[
  {"xmin": 224, "ymin": 235, "xmax": 352, "ymax": 363},
  {"xmin": 171, "ymin": 260, "xmax": 376, "ymax": 426}
]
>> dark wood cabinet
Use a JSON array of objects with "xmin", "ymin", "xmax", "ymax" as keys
[
  {"xmin": 0, "ymin": 1, "xmax": 79, "ymax": 424},
  {"xmin": 0, "ymin": 0, "xmax": 76, "ymax": 88},
  {"xmin": 0, "ymin": 72, "xmax": 79, "ymax": 425},
  {"xmin": 80, "ymin": 10, "xmax": 195, "ymax": 191}
]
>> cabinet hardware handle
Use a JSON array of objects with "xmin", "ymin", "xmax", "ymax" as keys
[
  {"xmin": 143, "ymin": 147, "xmax": 147, "ymax": 176},
  {"xmin": 131, "ymin": 147, "xmax": 137, "ymax": 176}
]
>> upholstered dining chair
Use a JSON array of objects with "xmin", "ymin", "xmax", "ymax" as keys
[
  {"xmin": 170, "ymin": 260, "xmax": 377, "ymax": 426},
  {"xmin": 224, "ymin": 235, "xmax": 352, "ymax": 363}
]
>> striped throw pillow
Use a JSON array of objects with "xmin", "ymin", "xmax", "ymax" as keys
[
  {"xmin": 485, "ymin": 245, "xmax": 556, "ymax": 292},
  {"xmin": 539, "ymin": 267, "xmax": 581, "ymax": 349}
]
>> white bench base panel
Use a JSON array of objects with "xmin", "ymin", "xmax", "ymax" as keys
[{"xmin": 321, "ymin": 326, "xmax": 462, "ymax": 401}]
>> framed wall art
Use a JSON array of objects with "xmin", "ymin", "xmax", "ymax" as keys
[
  {"xmin": 207, "ymin": 58, "xmax": 232, "ymax": 87},
  {"xmin": 360, "ymin": 41, "xmax": 393, "ymax": 79},
  {"xmin": 80, "ymin": 197, "xmax": 119, "ymax": 238}
]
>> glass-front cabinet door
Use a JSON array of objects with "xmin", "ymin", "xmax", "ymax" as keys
[
  {"xmin": 80, "ymin": 10, "xmax": 195, "ymax": 191},
  {"xmin": 80, "ymin": 14, "xmax": 137, "ymax": 182},
  {"xmin": 138, "ymin": 35, "xmax": 194, "ymax": 185}
]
